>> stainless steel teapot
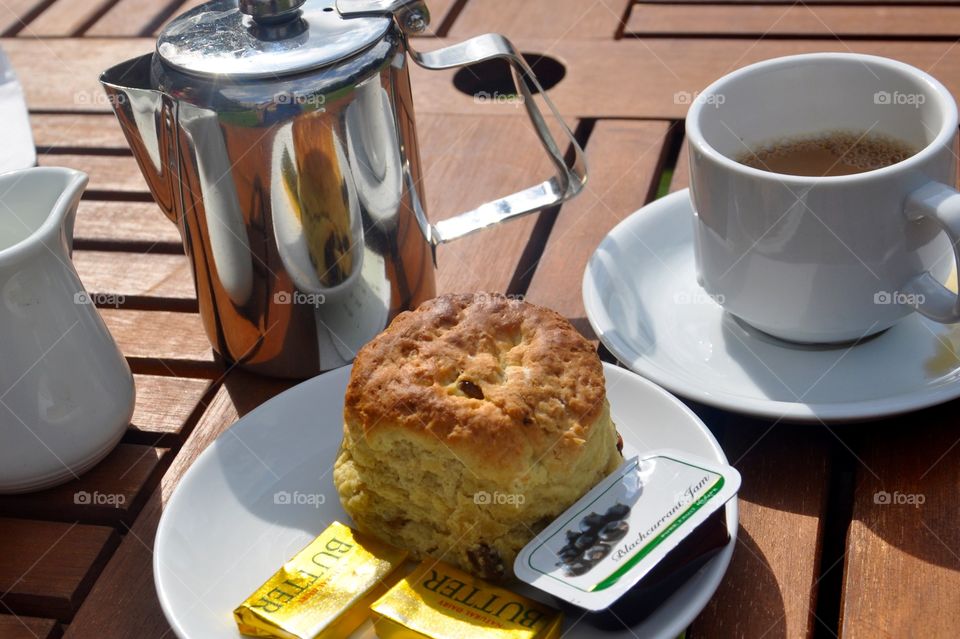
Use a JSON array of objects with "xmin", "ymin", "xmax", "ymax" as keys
[{"xmin": 100, "ymin": 0, "xmax": 586, "ymax": 378}]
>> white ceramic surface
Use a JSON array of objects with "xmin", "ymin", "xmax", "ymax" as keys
[
  {"xmin": 584, "ymin": 189, "xmax": 960, "ymax": 422},
  {"xmin": 0, "ymin": 167, "xmax": 135, "ymax": 493},
  {"xmin": 154, "ymin": 363, "xmax": 738, "ymax": 639},
  {"xmin": 687, "ymin": 53, "xmax": 960, "ymax": 343}
]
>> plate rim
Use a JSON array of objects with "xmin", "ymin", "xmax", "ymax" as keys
[
  {"xmin": 583, "ymin": 188, "xmax": 960, "ymax": 423},
  {"xmin": 154, "ymin": 362, "xmax": 738, "ymax": 639}
]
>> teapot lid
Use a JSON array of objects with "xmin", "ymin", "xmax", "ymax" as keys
[{"xmin": 156, "ymin": 0, "xmax": 392, "ymax": 79}]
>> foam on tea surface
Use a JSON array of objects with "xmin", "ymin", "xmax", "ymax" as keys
[{"xmin": 736, "ymin": 130, "xmax": 916, "ymax": 177}]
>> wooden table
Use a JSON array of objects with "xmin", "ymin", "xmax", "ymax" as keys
[{"xmin": 1, "ymin": 1, "xmax": 959, "ymax": 637}]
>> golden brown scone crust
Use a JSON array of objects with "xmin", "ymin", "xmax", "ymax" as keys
[
  {"xmin": 344, "ymin": 293, "xmax": 607, "ymax": 480},
  {"xmin": 335, "ymin": 294, "xmax": 622, "ymax": 579}
]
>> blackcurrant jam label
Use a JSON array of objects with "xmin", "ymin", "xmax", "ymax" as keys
[{"xmin": 514, "ymin": 450, "xmax": 741, "ymax": 611}]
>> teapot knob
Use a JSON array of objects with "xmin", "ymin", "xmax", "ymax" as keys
[{"xmin": 239, "ymin": 0, "xmax": 306, "ymax": 24}]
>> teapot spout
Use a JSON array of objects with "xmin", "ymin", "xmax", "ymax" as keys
[{"xmin": 100, "ymin": 54, "xmax": 179, "ymax": 223}]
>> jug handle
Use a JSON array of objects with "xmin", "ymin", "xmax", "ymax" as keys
[{"xmin": 407, "ymin": 34, "xmax": 588, "ymax": 245}]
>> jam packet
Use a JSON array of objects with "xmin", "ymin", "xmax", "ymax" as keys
[
  {"xmin": 234, "ymin": 521, "xmax": 407, "ymax": 639},
  {"xmin": 514, "ymin": 450, "xmax": 740, "ymax": 611},
  {"xmin": 370, "ymin": 559, "xmax": 563, "ymax": 639}
]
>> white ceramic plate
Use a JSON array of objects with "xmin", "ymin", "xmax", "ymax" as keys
[
  {"xmin": 583, "ymin": 189, "xmax": 960, "ymax": 423},
  {"xmin": 155, "ymin": 363, "xmax": 737, "ymax": 639}
]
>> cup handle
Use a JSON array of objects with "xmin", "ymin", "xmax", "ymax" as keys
[
  {"xmin": 406, "ymin": 34, "xmax": 588, "ymax": 245},
  {"xmin": 904, "ymin": 181, "xmax": 960, "ymax": 323}
]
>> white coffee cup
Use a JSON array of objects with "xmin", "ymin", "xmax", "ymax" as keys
[{"xmin": 686, "ymin": 53, "xmax": 960, "ymax": 343}]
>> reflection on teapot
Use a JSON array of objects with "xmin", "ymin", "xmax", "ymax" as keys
[
  {"xmin": 346, "ymin": 77, "xmax": 403, "ymax": 228},
  {"xmin": 179, "ymin": 103, "xmax": 255, "ymax": 307},
  {"xmin": 289, "ymin": 113, "xmax": 361, "ymax": 290}
]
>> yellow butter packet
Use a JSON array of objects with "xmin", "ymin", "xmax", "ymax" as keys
[
  {"xmin": 370, "ymin": 560, "xmax": 563, "ymax": 639},
  {"xmin": 234, "ymin": 521, "xmax": 407, "ymax": 639}
]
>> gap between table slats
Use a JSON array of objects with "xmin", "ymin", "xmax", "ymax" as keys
[{"xmin": 625, "ymin": 3, "xmax": 960, "ymax": 39}]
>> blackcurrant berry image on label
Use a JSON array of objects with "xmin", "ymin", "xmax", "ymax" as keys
[
  {"xmin": 564, "ymin": 560, "xmax": 593, "ymax": 577},
  {"xmin": 605, "ymin": 503, "xmax": 631, "ymax": 521},
  {"xmin": 583, "ymin": 543, "xmax": 613, "ymax": 563},
  {"xmin": 581, "ymin": 513, "xmax": 607, "ymax": 532},
  {"xmin": 558, "ymin": 545, "xmax": 580, "ymax": 564},
  {"xmin": 557, "ymin": 503, "xmax": 636, "ymax": 575},
  {"xmin": 599, "ymin": 520, "xmax": 630, "ymax": 542},
  {"xmin": 574, "ymin": 533, "xmax": 597, "ymax": 550}
]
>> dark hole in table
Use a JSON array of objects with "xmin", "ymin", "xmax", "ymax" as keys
[{"xmin": 452, "ymin": 53, "xmax": 566, "ymax": 101}]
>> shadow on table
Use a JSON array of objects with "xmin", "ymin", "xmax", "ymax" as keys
[
  {"xmin": 223, "ymin": 369, "xmax": 298, "ymax": 418},
  {"xmin": 841, "ymin": 402, "xmax": 960, "ymax": 571},
  {"xmin": 685, "ymin": 401, "xmax": 834, "ymax": 636},
  {"xmin": 690, "ymin": 525, "xmax": 787, "ymax": 638}
]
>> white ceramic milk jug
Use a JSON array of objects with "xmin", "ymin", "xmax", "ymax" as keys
[{"xmin": 0, "ymin": 167, "xmax": 135, "ymax": 493}]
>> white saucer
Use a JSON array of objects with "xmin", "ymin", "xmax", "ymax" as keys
[
  {"xmin": 583, "ymin": 189, "xmax": 960, "ymax": 423},
  {"xmin": 154, "ymin": 363, "xmax": 737, "ymax": 639}
]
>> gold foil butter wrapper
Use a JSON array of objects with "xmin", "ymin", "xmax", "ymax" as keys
[
  {"xmin": 234, "ymin": 521, "xmax": 407, "ymax": 639},
  {"xmin": 370, "ymin": 560, "xmax": 563, "ymax": 639}
]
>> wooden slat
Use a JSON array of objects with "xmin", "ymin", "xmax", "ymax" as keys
[
  {"xmin": 840, "ymin": 410, "xmax": 960, "ymax": 637},
  {"xmin": 151, "ymin": 0, "xmax": 206, "ymax": 34},
  {"xmin": 64, "ymin": 372, "xmax": 295, "ymax": 639},
  {"xmin": 0, "ymin": 615, "xmax": 61, "ymax": 639},
  {"xmin": 689, "ymin": 422, "xmax": 831, "ymax": 638},
  {"xmin": 422, "ymin": 113, "xmax": 575, "ymax": 294},
  {"xmin": 0, "ymin": 519, "xmax": 119, "ymax": 621},
  {"xmin": 37, "ymin": 154, "xmax": 146, "ymax": 196},
  {"xmin": 74, "ymin": 200, "xmax": 182, "ymax": 252},
  {"xmin": 525, "ymin": 119, "xmax": 671, "ymax": 336},
  {"xmin": 12, "ymin": 35, "xmax": 381, "ymax": 111},
  {"xmin": 406, "ymin": 37, "xmax": 960, "ymax": 119},
  {"xmin": 73, "ymin": 250, "xmax": 196, "ymax": 308},
  {"xmin": 3, "ymin": 38, "xmax": 153, "ymax": 114},
  {"xmin": 100, "ymin": 308, "xmax": 219, "ymax": 376},
  {"xmin": 86, "ymin": 0, "xmax": 186, "ymax": 37},
  {"xmin": 0, "ymin": 445, "xmax": 167, "ymax": 528},
  {"xmin": 449, "ymin": 0, "xmax": 629, "ymax": 39},
  {"xmin": 16, "ymin": 37, "xmax": 960, "ymax": 119},
  {"xmin": 31, "ymin": 114, "xmax": 128, "ymax": 152},
  {"xmin": 625, "ymin": 4, "xmax": 960, "ymax": 38},
  {"xmin": 640, "ymin": 0, "xmax": 952, "ymax": 4},
  {"xmin": 21, "ymin": 0, "xmax": 114, "ymax": 36},
  {"xmin": 127, "ymin": 374, "xmax": 211, "ymax": 443},
  {"xmin": 0, "ymin": 0, "xmax": 49, "ymax": 35}
]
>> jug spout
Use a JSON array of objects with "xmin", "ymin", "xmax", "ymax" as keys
[
  {"xmin": 100, "ymin": 54, "xmax": 179, "ymax": 223},
  {"xmin": 0, "ymin": 167, "xmax": 87, "ymax": 262}
]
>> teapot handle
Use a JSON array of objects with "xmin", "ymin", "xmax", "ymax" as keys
[
  {"xmin": 405, "ymin": 33, "xmax": 587, "ymax": 244},
  {"xmin": 337, "ymin": 1, "xmax": 586, "ymax": 244}
]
